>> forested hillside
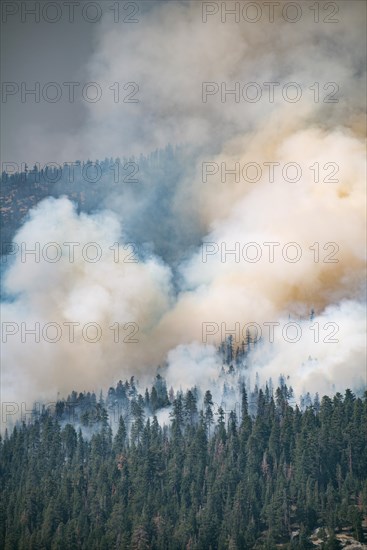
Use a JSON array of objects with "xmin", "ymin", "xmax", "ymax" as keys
[
  {"xmin": 2, "ymin": 0, "xmax": 366, "ymax": 549},
  {"xmin": 0, "ymin": 145, "xmax": 198, "ymax": 264},
  {"xmin": 1, "ymin": 378, "xmax": 366, "ymax": 549}
]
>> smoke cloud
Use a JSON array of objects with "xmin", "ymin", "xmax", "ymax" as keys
[{"xmin": 1, "ymin": 1, "xmax": 366, "ymax": 411}]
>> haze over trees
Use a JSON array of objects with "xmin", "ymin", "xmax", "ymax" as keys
[
  {"xmin": 0, "ymin": 146, "xmax": 199, "ymax": 265},
  {"xmin": 1, "ymin": 359, "xmax": 366, "ymax": 549}
]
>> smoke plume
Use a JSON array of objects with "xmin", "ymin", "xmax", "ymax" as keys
[{"xmin": 1, "ymin": 1, "xmax": 366, "ymax": 411}]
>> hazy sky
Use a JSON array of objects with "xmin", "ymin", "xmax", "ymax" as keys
[
  {"xmin": 1, "ymin": 1, "xmax": 366, "ymax": 165},
  {"xmin": 1, "ymin": 1, "xmax": 96, "ymax": 165},
  {"xmin": 1, "ymin": 1, "xmax": 190, "ymax": 166}
]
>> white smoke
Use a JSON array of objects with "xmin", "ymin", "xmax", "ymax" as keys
[
  {"xmin": 1, "ymin": 197, "xmax": 174, "ymax": 407},
  {"xmin": 1, "ymin": 1, "xmax": 366, "ymax": 414}
]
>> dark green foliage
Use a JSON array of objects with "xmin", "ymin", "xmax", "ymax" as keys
[{"xmin": 0, "ymin": 387, "xmax": 366, "ymax": 549}]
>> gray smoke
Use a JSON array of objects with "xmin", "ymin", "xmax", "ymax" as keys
[{"xmin": 1, "ymin": 1, "xmax": 366, "ymax": 413}]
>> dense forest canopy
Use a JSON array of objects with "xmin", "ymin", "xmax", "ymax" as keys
[{"xmin": 1, "ymin": 354, "xmax": 366, "ymax": 549}]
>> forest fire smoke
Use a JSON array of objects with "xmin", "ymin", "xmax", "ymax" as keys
[{"xmin": 1, "ymin": 1, "xmax": 366, "ymax": 412}]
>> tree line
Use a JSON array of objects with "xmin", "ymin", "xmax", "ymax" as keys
[{"xmin": 1, "ymin": 376, "xmax": 366, "ymax": 549}]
